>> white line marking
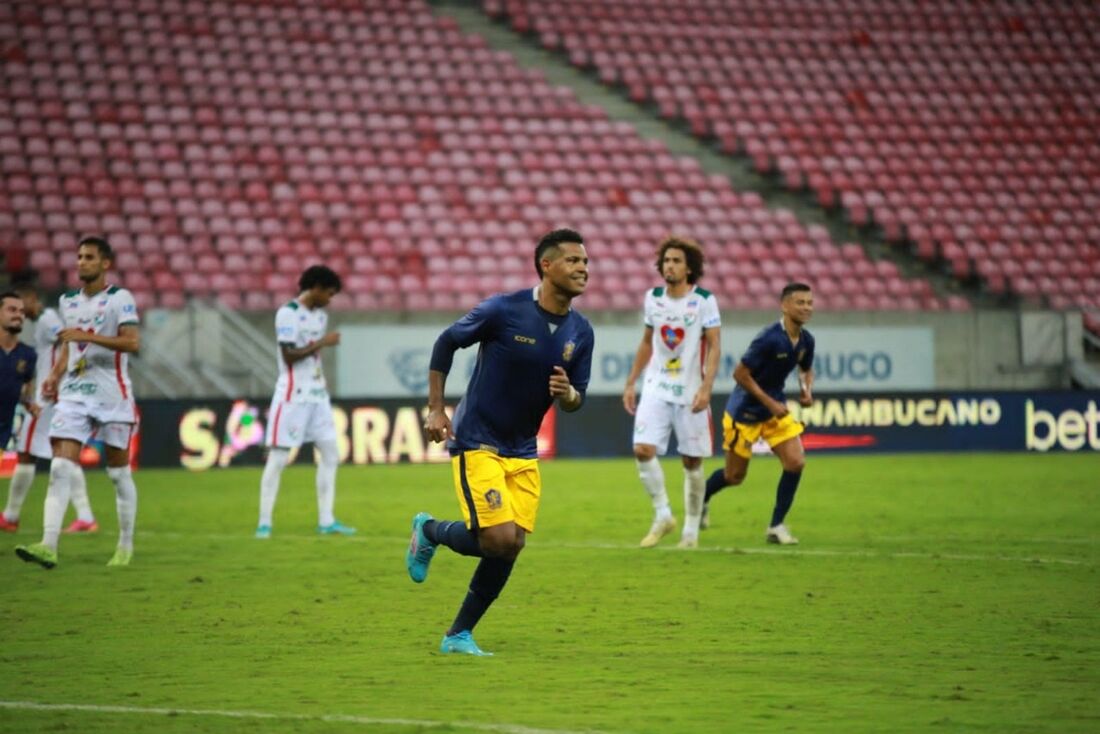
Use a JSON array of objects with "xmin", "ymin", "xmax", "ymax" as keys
[
  {"xmin": 0, "ymin": 700, "xmax": 612, "ymax": 734},
  {"xmin": 139, "ymin": 531, "xmax": 1092, "ymax": 566}
]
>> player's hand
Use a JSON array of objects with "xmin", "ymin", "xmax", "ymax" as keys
[
  {"xmin": 767, "ymin": 397, "xmax": 789, "ymax": 419},
  {"xmin": 22, "ymin": 402, "xmax": 41, "ymax": 418},
  {"xmin": 321, "ymin": 331, "xmax": 341, "ymax": 347},
  {"xmin": 58, "ymin": 328, "xmax": 91, "ymax": 344},
  {"xmin": 549, "ymin": 366, "xmax": 574, "ymax": 399},
  {"xmin": 690, "ymin": 387, "xmax": 711, "ymax": 413},
  {"xmin": 622, "ymin": 383, "xmax": 637, "ymax": 415},
  {"xmin": 424, "ymin": 407, "xmax": 453, "ymax": 443},
  {"xmin": 41, "ymin": 377, "xmax": 59, "ymax": 401},
  {"xmin": 799, "ymin": 388, "xmax": 813, "ymax": 407}
]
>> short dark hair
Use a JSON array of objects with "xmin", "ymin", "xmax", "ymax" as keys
[
  {"xmin": 781, "ymin": 282, "xmax": 812, "ymax": 300},
  {"xmin": 10, "ymin": 281, "xmax": 36, "ymax": 297},
  {"xmin": 534, "ymin": 228, "xmax": 584, "ymax": 278},
  {"xmin": 0, "ymin": 291, "xmax": 23, "ymax": 305},
  {"xmin": 655, "ymin": 236, "xmax": 705, "ymax": 284},
  {"xmin": 78, "ymin": 235, "xmax": 114, "ymax": 262},
  {"xmin": 299, "ymin": 264, "xmax": 342, "ymax": 292}
]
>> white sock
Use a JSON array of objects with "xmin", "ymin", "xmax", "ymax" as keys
[
  {"xmin": 637, "ymin": 457, "xmax": 671, "ymax": 519},
  {"xmin": 258, "ymin": 448, "xmax": 289, "ymax": 527},
  {"xmin": 3, "ymin": 462, "xmax": 35, "ymax": 522},
  {"xmin": 41, "ymin": 458, "xmax": 77, "ymax": 551},
  {"xmin": 69, "ymin": 465, "xmax": 95, "ymax": 522},
  {"xmin": 681, "ymin": 466, "xmax": 705, "ymax": 539},
  {"xmin": 107, "ymin": 465, "xmax": 137, "ymax": 551},
  {"xmin": 315, "ymin": 440, "xmax": 338, "ymax": 527}
]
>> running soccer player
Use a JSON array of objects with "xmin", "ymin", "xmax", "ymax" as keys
[
  {"xmin": 622, "ymin": 237, "xmax": 720, "ymax": 549},
  {"xmin": 1, "ymin": 283, "xmax": 96, "ymax": 534},
  {"xmin": 16, "ymin": 236, "xmax": 140, "ymax": 568},
  {"xmin": 406, "ymin": 228, "xmax": 594, "ymax": 656},
  {"xmin": 703, "ymin": 282, "xmax": 815, "ymax": 545},
  {"xmin": 254, "ymin": 265, "xmax": 354, "ymax": 539}
]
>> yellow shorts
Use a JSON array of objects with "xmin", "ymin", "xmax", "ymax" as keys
[
  {"xmin": 722, "ymin": 412, "xmax": 804, "ymax": 459},
  {"xmin": 452, "ymin": 450, "xmax": 542, "ymax": 533}
]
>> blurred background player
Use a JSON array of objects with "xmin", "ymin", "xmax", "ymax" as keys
[
  {"xmin": 1, "ymin": 282, "xmax": 96, "ymax": 534},
  {"xmin": 406, "ymin": 229, "xmax": 594, "ymax": 656},
  {"xmin": 703, "ymin": 283, "xmax": 816, "ymax": 545},
  {"xmin": 0, "ymin": 291, "xmax": 37, "ymax": 481},
  {"xmin": 255, "ymin": 265, "xmax": 354, "ymax": 539},
  {"xmin": 622, "ymin": 237, "xmax": 721, "ymax": 549},
  {"xmin": 15, "ymin": 236, "xmax": 140, "ymax": 569}
]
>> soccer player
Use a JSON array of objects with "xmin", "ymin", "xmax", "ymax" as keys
[
  {"xmin": 703, "ymin": 282, "xmax": 815, "ymax": 545},
  {"xmin": 405, "ymin": 228, "xmax": 594, "ymax": 656},
  {"xmin": 622, "ymin": 237, "xmax": 720, "ymax": 549},
  {"xmin": 1, "ymin": 283, "xmax": 97, "ymax": 534},
  {"xmin": 0, "ymin": 291, "xmax": 37, "ymax": 467},
  {"xmin": 15, "ymin": 236, "xmax": 141, "ymax": 568},
  {"xmin": 254, "ymin": 265, "xmax": 354, "ymax": 539}
]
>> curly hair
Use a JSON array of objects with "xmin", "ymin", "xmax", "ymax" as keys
[{"xmin": 654, "ymin": 236, "xmax": 705, "ymax": 284}]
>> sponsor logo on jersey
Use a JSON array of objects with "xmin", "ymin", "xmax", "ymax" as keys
[
  {"xmin": 562, "ymin": 341, "xmax": 576, "ymax": 362},
  {"xmin": 514, "ymin": 335, "xmax": 536, "ymax": 344},
  {"xmin": 660, "ymin": 324, "xmax": 685, "ymax": 350}
]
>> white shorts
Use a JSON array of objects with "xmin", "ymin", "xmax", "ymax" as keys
[
  {"xmin": 266, "ymin": 399, "xmax": 336, "ymax": 449},
  {"xmin": 49, "ymin": 398, "xmax": 139, "ymax": 450},
  {"xmin": 633, "ymin": 392, "xmax": 714, "ymax": 457},
  {"xmin": 15, "ymin": 402, "xmax": 54, "ymax": 459}
]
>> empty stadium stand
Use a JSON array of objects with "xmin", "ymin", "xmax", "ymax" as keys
[
  {"xmin": 486, "ymin": 0, "xmax": 1100, "ymax": 313},
  {"xmin": 1, "ymin": 0, "xmax": 957, "ymax": 311}
]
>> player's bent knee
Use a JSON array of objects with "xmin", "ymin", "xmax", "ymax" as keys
[
  {"xmin": 724, "ymin": 468, "xmax": 747, "ymax": 485},
  {"xmin": 633, "ymin": 444, "xmax": 657, "ymax": 461},
  {"xmin": 784, "ymin": 457, "xmax": 806, "ymax": 473}
]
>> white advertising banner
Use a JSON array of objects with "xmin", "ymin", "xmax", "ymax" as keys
[{"xmin": 337, "ymin": 324, "xmax": 935, "ymax": 397}]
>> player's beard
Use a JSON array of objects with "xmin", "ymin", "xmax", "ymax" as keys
[{"xmin": 3, "ymin": 324, "xmax": 21, "ymax": 335}]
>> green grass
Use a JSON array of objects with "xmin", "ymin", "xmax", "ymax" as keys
[{"xmin": 1, "ymin": 454, "xmax": 1098, "ymax": 734}]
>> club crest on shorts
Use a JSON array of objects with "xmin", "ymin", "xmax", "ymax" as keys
[
  {"xmin": 562, "ymin": 341, "xmax": 575, "ymax": 362},
  {"xmin": 484, "ymin": 488, "xmax": 502, "ymax": 510}
]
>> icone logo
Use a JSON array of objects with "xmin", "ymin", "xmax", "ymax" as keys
[{"xmin": 1026, "ymin": 400, "xmax": 1100, "ymax": 451}]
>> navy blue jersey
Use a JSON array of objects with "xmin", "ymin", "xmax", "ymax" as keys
[
  {"xmin": 432, "ymin": 288, "xmax": 594, "ymax": 458},
  {"xmin": 0, "ymin": 342, "xmax": 36, "ymax": 445},
  {"xmin": 725, "ymin": 320, "xmax": 814, "ymax": 423}
]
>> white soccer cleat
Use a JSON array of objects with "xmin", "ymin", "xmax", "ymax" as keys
[
  {"xmin": 639, "ymin": 516, "xmax": 676, "ymax": 548},
  {"xmin": 676, "ymin": 534, "xmax": 698, "ymax": 549},
  {"xmin": 766, "ymin": 523, "xmax": 799, "ymax": 545}
]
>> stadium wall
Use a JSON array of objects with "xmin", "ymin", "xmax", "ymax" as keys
[{"xmin": 126, "ymin": 390, "xmax": 1100, "ymax": 470}]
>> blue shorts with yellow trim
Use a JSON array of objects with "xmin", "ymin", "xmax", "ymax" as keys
[
  {"xmin": 452, "ymin": 450, "xmax": 542, "ymax": 533},
  {"xmin": 721, "ymin": 412, "xmax": 804, "ymax": 459}
]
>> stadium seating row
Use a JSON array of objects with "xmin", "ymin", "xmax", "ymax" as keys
[
  {"xmin": 486, "ymin": 0, "xmax": 1100, "ymax": 311},
  {"xmin": 1, "ymin": 0, "xmax": 961, "ymax": 312}
]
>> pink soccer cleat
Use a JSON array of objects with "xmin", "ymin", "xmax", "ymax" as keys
[{"xmin": 63, "ymin": 519, "xmax": 99, "ymax": 534}]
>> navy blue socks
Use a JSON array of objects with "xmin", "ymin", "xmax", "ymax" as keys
[
  {"xmin": 448, "ymin": 556, "xmax": 516, "ymax": 635},
  {"xmin": 704, "ymin": 468, "xmax": 727, "ymax": 502},
  {"xmin": 424, "ymin": 519, "xmax": 483, "ymax": 557},
  {"xmin": 770, "ymin": 470, "xmax": 802, "ymax": 527}
]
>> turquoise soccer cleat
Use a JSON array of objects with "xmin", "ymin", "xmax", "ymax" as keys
[
  {"xmin": 255, "ymin": 524, "xmax": 272, "ymax": 539},
  {"xmin": 318, "ymin": 521, "xmax": 356, "ymax": 536},
  {"xmin": 405, "ymin": 512, "xmax": 437, "ymax": 583},
  {"xmin": 15, "ymin": 543, "xmax": 58, "ymax": 569},
  {"xmin": 439, "ymin": 630, "xmax": 492, "ymax": 656}
]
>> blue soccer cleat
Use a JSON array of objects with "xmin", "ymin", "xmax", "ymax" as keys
[
  {"xmin": 318, "ymin": 521, "xmax": 356, "ymax": 536},
  {"xmin": 255, "ymin": 524, "xmax": 272, "ymax": 539},
  {"xmin": 439, "ymin": 630, "xmax": 492, "ymax": 656},
  {"xmin": 405, "ymin": 511, "xmax": 437, "ymax": 583}
]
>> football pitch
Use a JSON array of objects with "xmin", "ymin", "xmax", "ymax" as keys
[{"xmin": 1, "ymin": 453, "xmax": 1097, "ymax": 734}]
